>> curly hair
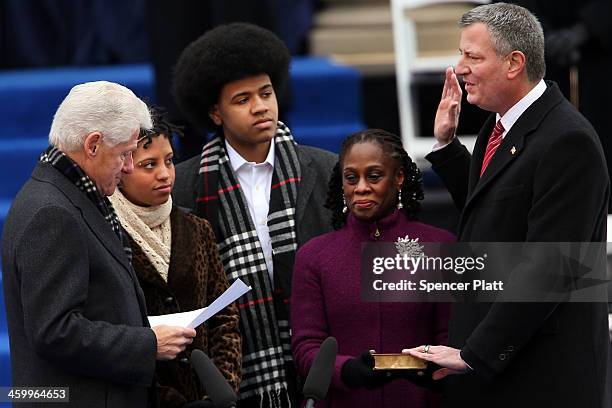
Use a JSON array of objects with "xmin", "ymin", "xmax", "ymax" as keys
[
  {"xmin": 139, "ymin": 105, "xmax": 183, "ymax": 152},
  {"xmin": 325, "ymin": 129, "xmax": 424, "ymax": 230},
  {"xmin": 172, "ymin": 23, "xmax": 291, "ymax": 131}
]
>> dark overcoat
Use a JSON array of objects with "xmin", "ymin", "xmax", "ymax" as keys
[
  {"xmin": 2, "ymin": 162, "xmax": 157, "ymax": 407},
  {"xmin": 427, "ymin": 82, "xmax": 610, "ymax": 407}
]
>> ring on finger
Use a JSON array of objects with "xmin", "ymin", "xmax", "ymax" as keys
[{"xmin": 423, "ymin": 345, "xmax": 430, "ymax": 354}]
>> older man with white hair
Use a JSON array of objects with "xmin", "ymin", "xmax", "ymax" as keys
[{"xmin": 2, "ymin": 81, "xmax": 196, "ymax": 408}]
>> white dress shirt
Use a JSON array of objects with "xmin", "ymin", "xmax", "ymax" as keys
[
  {"xmin": 225, "ymin": 140, "xmax": 276, "ymax": 285},
  {"xmin": 432, "ymin": 79, "xmax": 547, "ymax": 151},
  {"xmin": 496, "ymin": 79, "xmax": 547, "ymax": 139}
]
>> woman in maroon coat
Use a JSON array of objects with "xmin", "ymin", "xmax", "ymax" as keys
[{"xmin": 291, "ymin": 129, "xmax": 453, "ymax": 407}]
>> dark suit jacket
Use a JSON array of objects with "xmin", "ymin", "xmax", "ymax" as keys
[
  {"xmin": 172, "ymin": 144, "xmax": 337, "ymax": 247},
  {"xmin": 1, "ymin": 162, "xmax": 157, "ymax": 408},
  {"xmin": 427, "ymin": 82, "xmax": 610, "ymax": 407}
]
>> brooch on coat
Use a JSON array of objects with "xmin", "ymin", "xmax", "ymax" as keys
[{"xmin": 395, "ymin": 235, "xmax": 425, "ymax": 258}]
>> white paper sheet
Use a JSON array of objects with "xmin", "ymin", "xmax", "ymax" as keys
[{"xmin": 148, "ymin": 278, "xmax": 251, "ymax": 329}]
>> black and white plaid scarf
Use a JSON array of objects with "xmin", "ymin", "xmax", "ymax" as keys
[
  {"xmin": 40, "ymin": 145, "xmax": 132, "ymax": 260},
  {"xmin": 195, "ymin": 122, "xmax": 300, "ymax": 406}
]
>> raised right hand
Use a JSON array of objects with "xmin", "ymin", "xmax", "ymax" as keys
[
  {"xmin": 152, "ymin": 325, "xmax": 196, "ymax": 360},
  {"xmin": 433, "ymin": 66, "xmax": 462, "ymax": 146}
]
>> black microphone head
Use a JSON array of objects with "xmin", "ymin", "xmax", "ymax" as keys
[
  {"xmin": 302, "ymin": 336, "xmax": 338, "ymax": 402},
  {"xmin": 191, "ymin": 349, "xmax": 237, "ymax": 408}
]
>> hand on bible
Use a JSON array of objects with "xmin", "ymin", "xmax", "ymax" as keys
[{"xmin": 402, "ymin": 345, "xmax": 469, "ymax": 380}]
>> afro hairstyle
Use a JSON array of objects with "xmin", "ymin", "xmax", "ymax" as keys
[{"xmin": 172, "ymin": 22, "xmax": 291, "ymax": 131}]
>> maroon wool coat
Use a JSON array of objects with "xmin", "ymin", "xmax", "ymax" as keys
[{"xmin": 291, "ymin": 209, "xmax": 454, "ymax": 408}]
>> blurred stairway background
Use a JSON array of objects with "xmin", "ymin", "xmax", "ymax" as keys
[{"xmin": 309, "ymin": 0, "xmax": 463, "ymax": 230}]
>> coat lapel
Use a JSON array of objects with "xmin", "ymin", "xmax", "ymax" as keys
[
  {"xmin": 71, "ymin": 188, "xmax": 152, "ymax": 324},
  {"xmin": 464, "ymin": 122, "xmax": 526, "ymax": 209},
  {"xmin": 131, "ymin": 208, "xmax": 201, "ymax": 308},
  {"xmin": 32, "ymin": 164, "xmax": 135, "ymax": 281},
  {"xmin": 33, "ymin": 163, "xmax": 151, "ymax": 323},
  {"xmin": 462, "ymin": 82, "xmax": 563, "ymax": 213},
  {"xmin": 296, "ymin": 148, "xmax": 314, "ymax": 224},
  {"xmin": 467, "ymin": 114, "xmax": 496, "ymax": 196},
  {"xmin": 167, "ymin": 209, "xmax": 203, "ymax": 309},
  {"xmin": 130, "ymin": 208, "xmax": 216, "ymax": 312}
]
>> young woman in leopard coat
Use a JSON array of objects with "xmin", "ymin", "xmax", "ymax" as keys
[{"xmin": 110, "ymin": 107, "xmax": 241, "ymax": 408}]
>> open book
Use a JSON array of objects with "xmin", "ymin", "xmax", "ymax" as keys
[{"xmin": 147, "ymin": 278, "xmax": 251, "ymax": 329}]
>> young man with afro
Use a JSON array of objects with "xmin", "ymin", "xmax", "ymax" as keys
[{"xmin": 171, "ymin": 23, "xmax": 337, "ymax": 407}]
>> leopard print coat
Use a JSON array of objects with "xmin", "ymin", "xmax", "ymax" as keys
[{"xmin": 128, "ymin": 206, "xmax": 241, "ymax": 408}]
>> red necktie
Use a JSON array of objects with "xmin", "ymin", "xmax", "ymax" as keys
[{"xmin": 480, "ymin": 120, "xmax": 505, "ymax": 177}]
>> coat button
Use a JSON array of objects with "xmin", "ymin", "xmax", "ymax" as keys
[
  {"xmin": 164, "ymin": 296, "xmax": 174, "ymax": 306},
  {"xmin": 498, "ymin": 353, "xmax": 507, "ymax": 361},
  {"xmin": 179, "ymin": 357, "xmax": 189, "ymax": 365},
  {"xmin": 506, "ymin": 346, "xmax": 515, "ymax": 352}
]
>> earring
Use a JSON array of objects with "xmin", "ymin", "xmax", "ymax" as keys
[
  {"xmin": 397, "ymin": 189, "xmax": 403, "ymax": 209},
  {"xmin": 342, "ymin": 194, "xmax": 348, "ymax": 214}
]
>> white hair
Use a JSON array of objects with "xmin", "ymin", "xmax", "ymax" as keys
[{"xmin": 49, "ymin": 81, "xmax": 153, "ymax": 151}]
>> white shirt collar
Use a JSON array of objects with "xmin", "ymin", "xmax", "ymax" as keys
[
  {"xmin": 497, "ymin": 79, "xmax": 547, "ymax": 135},
  {"xmin": 225, "ymin": 139, "xmax": 275, "ymax": 172}
]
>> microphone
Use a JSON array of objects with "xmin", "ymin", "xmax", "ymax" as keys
[
  {"xmin": 302, "ymin": 336, "xmax": 338, "ymax": 408},
  {"xmin": 191, "ymin": 349, "xmax": 237, "ymax": 408}
]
